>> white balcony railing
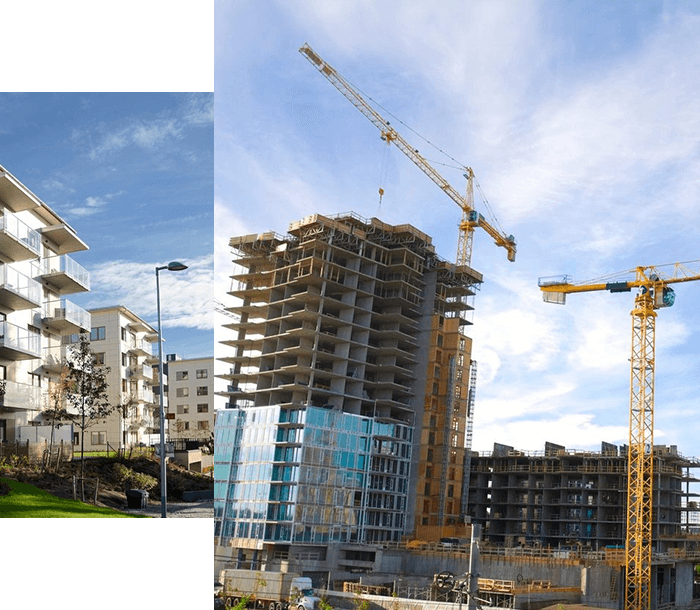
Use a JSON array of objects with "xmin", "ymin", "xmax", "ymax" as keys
[
  {"xmin": 0, "ymin": 265, "xmax": 41, "ymax": 307},
  {"xmin": 43, "ymin": 299, "xmax": 91, "ymax": 331},
  {"xmin": 40, "ymin": 254, "xmax": 90, "ymax": 291},
  {"xmin": 0, "ymin": 380, "xmax": 42, "ymax": 410},
  {"xmin": 0, "ymin": 212, "xmax": 41, "ymax": 257},
  {"xmin": 0, "ymin": 321, "xmax": 41, "ymax": 357}
]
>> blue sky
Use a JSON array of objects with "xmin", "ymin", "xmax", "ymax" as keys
[
  {"xmin": 1, "ymin": 93, "xmax": 214, "ymax": 358},
  {"xmin": 216, "ymin": 1, "xmax": 700, "ymax": 456}
]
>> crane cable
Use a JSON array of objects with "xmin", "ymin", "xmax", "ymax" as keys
[{"xmin": 346, "ymin": 74, "xmax": 506, "ymax": 232}]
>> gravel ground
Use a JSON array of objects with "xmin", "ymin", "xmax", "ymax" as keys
[{"xmin": 123, "ymin": 498, "xmax": 214, "ymax": 518}]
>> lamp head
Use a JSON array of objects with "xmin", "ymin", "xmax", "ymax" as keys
[{"xmin": 166, "ymin": 261, "xmax": 188, "ymax": 271}]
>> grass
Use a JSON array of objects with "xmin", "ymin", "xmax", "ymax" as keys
[{"xmin": 0, "ymin": 477, "xmax": 148, "ymax": 518}]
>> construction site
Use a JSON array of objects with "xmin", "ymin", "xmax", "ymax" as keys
[{"xmin": 215, "ymin": 44, "xmax": 700, "ymax": 610}]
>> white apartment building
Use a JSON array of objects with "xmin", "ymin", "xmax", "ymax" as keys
[
  {"xmin": 0, "ymin": 164, "xmax": 91, "ymax": 443},
  {"xmin": 164, "ymin": 355, "xmax": 214, "ymax": 441},
  {"xmin": 82, "ymin": 306, "xmax": 159, "ymax": 450}
]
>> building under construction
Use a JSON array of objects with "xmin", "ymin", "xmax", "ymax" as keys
[
  {"xmin": 216, "ymin": 212, "xmax": 479, "ymax": 574},
  {"xmin": 467, "ymin": 441, "xmax": 700, "ymax": 552}
]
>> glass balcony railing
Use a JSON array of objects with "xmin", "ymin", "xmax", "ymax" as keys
[
  {"xmin": 0, "ymin": 379, "xmax": 42, "ymax": 410},
  {"xmin": 40, "ymin": 254, "xmax": 90, "ymax": 291},
  {"xmin": 0, "ymin": 213, "xmax": 41, "ymax": 259},
  {"xmin": 0, "ymin": 265, "xmax": 41, "ymax": 308},
  {"xmin": 43, "ymin": 299, "xmax": 91, "ymax": 332},
  {"xmin": 0, "ymin": 321, "xmax": 41, "ymax": 357}
]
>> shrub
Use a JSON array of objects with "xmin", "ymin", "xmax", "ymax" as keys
[{"xmin": 112, "ymin": 463, "xmax": 158, "ymax": 491}]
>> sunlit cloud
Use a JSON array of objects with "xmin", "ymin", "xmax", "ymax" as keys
[{"xmin": 86, "ymin": 254, "xmax": 214, "ymax": 331}]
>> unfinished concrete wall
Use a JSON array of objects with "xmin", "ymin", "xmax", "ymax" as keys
[{"xmin": 675, "ymin": 561, "xmax": 694, "ymax": 608}]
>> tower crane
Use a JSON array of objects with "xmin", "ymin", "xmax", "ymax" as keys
[
  {"xmin": 539, "ymin": 259, "xmax": 700, "ymax": 610},
  {"xmin": 299, "ymin": 43, "xmax": 516, "ymax": 268}
]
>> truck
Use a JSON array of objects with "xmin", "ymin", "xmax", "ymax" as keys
[{"xmin": 219, "ymin": 569, "xmax": 320, "ymax": 610}]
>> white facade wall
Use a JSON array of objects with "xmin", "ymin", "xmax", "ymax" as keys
[
  {"xmin": 0, "ymin": 164, "xmax": 90, "ymax": 442},
  {"xmin": 84, "ymin": 306, "xmax": 159, "ymax": 450},
  {"xmin": 165, "ymin": 356, "xmax": 214, "ymax": 440}
]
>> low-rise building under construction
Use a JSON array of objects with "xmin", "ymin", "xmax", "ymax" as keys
[{"xmin": 467, "ymin": 441, "xmax": 700, "ymax": 552}]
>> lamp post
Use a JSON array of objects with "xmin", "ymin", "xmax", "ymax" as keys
[{"xmin": 156, "ymin": 260, "xmax": 188, "ymax": 518}]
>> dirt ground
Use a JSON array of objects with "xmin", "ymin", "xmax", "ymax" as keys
[{"xmin": 0, "ymin": 454, "xmax": 213, "ymax": 513}]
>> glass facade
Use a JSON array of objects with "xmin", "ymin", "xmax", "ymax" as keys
[{"xmin": 215, "ymin": 405, "xmax": 412, "ymax": 545}]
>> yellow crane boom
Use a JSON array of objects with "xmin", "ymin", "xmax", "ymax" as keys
[
  {"xmin": 299, "ymin": 43, "xmax": 516, "ymax": 268},
  {"xmin": 539, "ymin": 259, "xmax": 700, "ymax": 610}
]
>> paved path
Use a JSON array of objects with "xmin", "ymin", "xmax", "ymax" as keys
[{"xmin": 124, "ymin": 498, "xmax": 214, "ymax": 518}]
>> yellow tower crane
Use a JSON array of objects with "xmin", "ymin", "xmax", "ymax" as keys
[
  {"xmin": 539, "ymin": 259, "xmax": 700, "ymax": 610},
  {"xmin": 299, "ymin": 43, "xmax": 516, "ymax": 267}
]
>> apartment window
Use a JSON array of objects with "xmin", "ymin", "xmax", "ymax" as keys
[
  {"xmin": 91, "ymin": 431, "xmax": 106, "ymax": 445},
  {"xmin": 183, "ymin": 421, "xmax": 190, "ymax": 431},
  {"xmin": 176, "ymin": 388, "xmax": 189, "ymax": 397},
  {"xmin": 197, "ymin": 404, "xmax": 209, "ymax": 413},
  {"xmin": 122, "ymin": 380, "xmax": 127, "ymax": 393},
  {"xmin": 90, "ymin": 326, "xmax": 106, "ymax": 341},
  {"xmin": 196, "ymin": 386, "xmax": 208, "ymax": 396},
  {"xmin": 121, "ymin": 327, "xmax": 127, "ymax": 341},
  {"xmin": 196, "ymin": 369, "xmax": 208, "ymax": 379},
  {"xmin": 198, "ymin": 420, "xmax": 209, "ymax": 431},
  {"xmin": 176, "ymin": 370, "xmax": 188, "ymax": 381},
  {"xmin": 177, "ymin": 405, "xmax": 189, "ymax": 415},
  {"xmin": 121, "ymin": 353, "xmax": 127, "ymax": 367},
  {"xmin": 93, "ymin": 352, "xmax": 105, "ymax": 365},
  {"xmin": 29, "ymin": 373, "xmax": 41, "ymax": 387}
]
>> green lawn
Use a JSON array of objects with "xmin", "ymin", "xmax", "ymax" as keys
[{"xmin": 0, "ymin": 478, "xmax": 147, "ymax": 518}]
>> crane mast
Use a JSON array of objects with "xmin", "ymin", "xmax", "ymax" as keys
[
  {"xmin": 539, "ymin": 259, "xmax": 700, "ymax": 610},
  {"xmin": 299, "ymin": 43, "xmax": 516, "ymax": 267}
]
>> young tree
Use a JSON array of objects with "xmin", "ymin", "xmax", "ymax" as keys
[
  {"xmin": 63, "ymin": 333, "xmax": 115, "ymax": 497},
  {"xmin": 117, "ymin": 392, "xmax": 139, "ymax": 454},
  {"xmin": 42, "ymin": 368, "xmax": 71, "ymax": 468}
]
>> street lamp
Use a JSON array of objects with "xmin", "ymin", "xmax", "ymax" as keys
[{"xmin": 156, "ymin": 260, "xmax": 188, "ymax": 518}]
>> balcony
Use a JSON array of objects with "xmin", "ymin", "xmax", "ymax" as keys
[
  {"xmin": 43, "ymin": 299, "xmax": 91, "ymax": 333},
  {"xmin": 0, "ymin": 213, "xmax": 41, "ymax": 263},
  {"xmin": 0, "ymin": 321, "xmax": 41, "ymax": 360},
  {"xmin": 128, "ymin": 363, "xmax": 153, "ymax": 381},
  {"xmin": 43, "ymin": 344, "xmax": 79, "ymax": 372},
  {"xmin": 37, "ymin": 254, "xmax": 90, "ymax": 294},
  {"xmin": 0, "ymin": 265, "xmax": 41, "ymax": 310},
  {"xmin": 0, "ymin": 380, "xmax": 42, "ymax": 410},
  {"xmin": 127, "ymin": 338, "xmax": 152, "ymax": 358},
  {"xmin": 39, "ymin": 223, "xmax": 88, "ymax": 254}
]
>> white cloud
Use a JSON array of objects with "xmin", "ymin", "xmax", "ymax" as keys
[
  {"xmin": 64, "ymin": 191, "xmax": 124, "ymax": 217},
  {"xmin": 474, "ymin": 412, "xmax": 629, "ymax": 453},
  {"xmin": 182, "ymin": 93, "xmax": 214, "ymax": 125},
  {"xmin": 86, "ymin": 254, "xmax": 214, "ymax": 331},
  {"xmin": 88, "ymin": 119, "xmax": 184, "ymax": 160},
  {"xmin": 84, "ymin": 94, "xmax": 212, "ymax": 161},
  {"xmin": 130, "ymin": 119, "xmax": 182, "ymax": 148}
]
